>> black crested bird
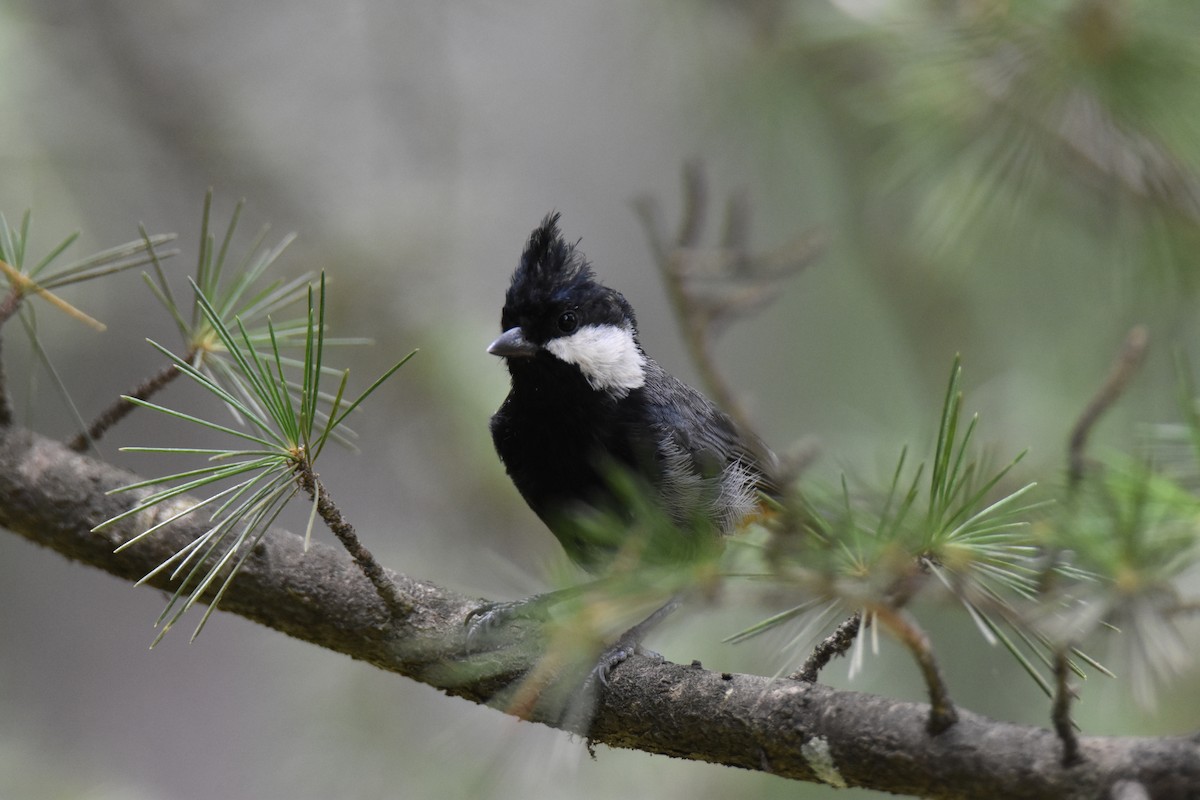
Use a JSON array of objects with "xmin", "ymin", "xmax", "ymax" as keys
[{"xmin": 478, "ymin": 213, "xmax": 777, "ymax": 670}]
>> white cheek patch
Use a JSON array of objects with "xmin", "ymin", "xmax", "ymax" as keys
[{"xmin": 546, "ymin": 324, "xmax": 647, "ymax": 397}]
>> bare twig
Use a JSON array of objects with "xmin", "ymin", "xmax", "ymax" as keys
[
  {"xmin": 1067, "ymin": 325, "xmax": 1150, "ymax": 489},
  {"xmin": 293, "ymin": 461, "xmax": 411, "ymax": 621},
  {"xmin": 676, "ymin": 159, "xmax": 708, "ymax": 250},
  {"xmin": 1053, "ymin": 648, "xmax": 1083, "ymax": 767},
  {"xmin": 633, "ymin": 161, "xmax": 824, "ymax": 434},
  {"xmin": 791, "ymin": 611, "xmax": 862, "ymax": 682},
  {"xmin": 69, "ymin": 361, "xmax": 185, "ymax": 451},
  {"xmin": 874, "ymin": 605, "xmax": 959, "ymax": 734},
  {"xmin": 1037, "ymin": 327, "xmax": 1151, "ymax": 749}
]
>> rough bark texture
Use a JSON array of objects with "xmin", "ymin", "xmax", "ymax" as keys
[{"xmin": 1, "ymin": 424, "xmax": 1197, "ymax": 799}]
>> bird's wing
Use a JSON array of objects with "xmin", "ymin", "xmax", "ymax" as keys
[{"xmin": 633, "ymin": 369, "xmax": 778, "ymax": 495}]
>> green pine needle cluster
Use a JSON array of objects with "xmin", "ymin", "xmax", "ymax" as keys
[
  {"xmin": 0, "ymin": 210, "xmax": 176, "ymax": 429},
  {"xmin": 727, "ymin": 353, "xmax": 1200, "ymax": 707},
  {"xmin": 0, "ymin": 211, "xmax": 175, "ymax": 301},
  {"xmin": 733, "ymin": 358, "xmax": 1074, "ymax": 693},
  {"xmin": 1050, "ymin": 454, "xmax": 1200, "ymax": 708},
  {"xmin": 96, "ymin": 272, "xmax": 413, "ymax": 644},
  {"xmin": 143, "ymin": 190, "xmax": 369, "ymax": 390}
]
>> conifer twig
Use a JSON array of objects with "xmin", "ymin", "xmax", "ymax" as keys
[
  {"xmin": 69, "ymin": 360, "xmax": 186, "ymax": 451},
  {"xmin": 791, "ymin": 611, "xmax": 862, "ymax": 683},
  {"xmin": 1067, "ymin": 326, "xmax": 1149, "ymax": 489},
  {"xmin": 293, "ymin": 461, "xmax": 411, "ymax": 621},
  {"xmin": 874, "ymin": 605, "xmax": 958, "ymax": 734},
  {"xmin": 1052, "ymin": 648, "xmax": 1082, "ymax": 766}
]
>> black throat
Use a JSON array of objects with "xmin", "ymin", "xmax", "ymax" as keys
[{"xmin": 491, "ymin": 354, "xmax": 642, "ymax": 564}]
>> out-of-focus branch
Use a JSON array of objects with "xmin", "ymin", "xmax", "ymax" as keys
[
  {"xmin": 633, "ymin": 161, "xmax": 824, "ymax": 435},
  {"xmin": 68, "ymin": 361, "xmax": 185, "ymax": 452},
  {"xmin": 1067, "ymin": 325, "xmax": 1150, "ymax": 488}
]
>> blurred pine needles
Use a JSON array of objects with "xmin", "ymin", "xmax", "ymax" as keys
[{"xmin": 0, "ymin": 210, "xmax": 176, "ymax": 431}]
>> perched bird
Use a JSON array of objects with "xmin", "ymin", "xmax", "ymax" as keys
[{"xmin": 488, "ymin": 213, "xmax": 777, "ymax": 571}]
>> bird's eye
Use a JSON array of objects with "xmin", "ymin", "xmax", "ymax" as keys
[{"xmin": 557, "ymin": 310, "xmax": 578, "ymax": 333}]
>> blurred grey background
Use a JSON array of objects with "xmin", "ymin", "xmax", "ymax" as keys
[{"xmin": 2, "ymin": 1, "xmax": 1199, "ymax": 798}]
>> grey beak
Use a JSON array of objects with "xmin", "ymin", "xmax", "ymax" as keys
[{"xmin": 488, "ymin": 327, "xmax": 540, "ymax": 358}]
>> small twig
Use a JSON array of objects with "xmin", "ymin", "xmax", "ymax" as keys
[
  {"xmin": 294, "ymin": 461, "xmax": 411, "ymax": 621},
  {"xmin": 1052, "ymin": 648, "xmax": 1083, "ymax": 767},
  {"xmin": 721, "ymin": 190, "xmax": 752, "ymax": 275},
  {"xmin": 634, "ymin": 161, "xmax": 822, "ymax": 435},
  {"xmin": 1067, "ymin": 325, "xmax": 1149, "ymax": 489},
  {"xmin": 791, "ymin": 611, "xmax": 862, "ymax": 682},
  {"xmin": 874, "ymin": 605, "xmax": 959, "ymax": 734},
  {"xmin": 69, "ymin": 361, "xmax": 185, "ymax": 451},
  {"xmin": 676, "ymin": 159, "xmax": 708, "ymax": 250},
  {"xmin": 638, "ymin": 212, "xmax": 755, "ymax": 428}
]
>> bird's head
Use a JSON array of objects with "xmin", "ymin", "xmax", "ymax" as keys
[{"xmin": 490, "ymin": 213, "xmax": 647, "ymax": 399}]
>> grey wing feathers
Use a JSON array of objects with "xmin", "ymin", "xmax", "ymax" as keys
[{"xmin": 637, "ymin": 369, "xmax": 778, "ymax": 531}]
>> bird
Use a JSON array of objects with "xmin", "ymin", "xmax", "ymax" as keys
[{"xmin": 477, "ymin": 214, "xmax": 778, "ymax": 671}]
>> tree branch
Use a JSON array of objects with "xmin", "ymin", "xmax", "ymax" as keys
[
  {"xmin": 68, "ymin": 361, "xmax": 184, "ymax": 451},
  {"xmin": 293, "ymin": 460, "xmax": 413, "ymax": 620},
  {"xmin": 1067, "ymin": 325, "xmax": 1150, "ymax": 488},
  {"xmin": 791, "ymin": 610, "xmax": 861, "ymax": 683},
  {"xmin": 1, "ymin": 424, "xmax": 1198, "ymax": 799}
]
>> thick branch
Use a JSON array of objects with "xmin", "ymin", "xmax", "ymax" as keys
[{"xmin": 0, "ymin": 425, "xmax": 1197, "ymax": 799}]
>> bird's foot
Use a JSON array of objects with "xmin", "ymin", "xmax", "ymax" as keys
[
  {"xmin": 464, "ymin": 598, "xmax": 544, "ymax": 635},
  {"xmin": 464, "ymin": 595, "xmax": 554, "ymax": 646},
  {"xmin": 589, "ymin": 641, "xmax": 664, "ymax": 689},
  {"xmin": 587, "ymin": 597, "xmax": 680, "ymax": 688}
]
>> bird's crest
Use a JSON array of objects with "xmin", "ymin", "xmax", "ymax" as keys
[{"xmin": 508, "ymin": 212, "xmax": 595, "ymax": 304}]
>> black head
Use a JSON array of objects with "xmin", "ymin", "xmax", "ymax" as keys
[
  {"xmin": 500, "ymin": 213, "xmax": 636, "ymax": 342},
  {"xmin": 490, "ymin": 214, "xmax": 647, "ymax": 398}
]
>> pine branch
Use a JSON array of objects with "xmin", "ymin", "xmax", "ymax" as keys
[
  {"xmin": 791, "ymin": 611, "xmax": 861, "ymax": 683},
  {"xmin": 1053, "ymin": 649, "xmax": 1083, "ymax": 767},
  {"xmin": 69, "ymin": 361, "xmax": 185, "ymax": 451},
  {"xmin": 293, "ymin": 461, "xmax": 411, "ymax": 620},
  {"xmin": 873, "ymin": 605, "xmax": 960, "ymax": 735},
  {"xmin": 2, "ymin": 425, "xmax": 1198, "ymax": 799},
  {"xmin": 1067, "ymin": 326, "xmax": 1150, "ymax": 488}
]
